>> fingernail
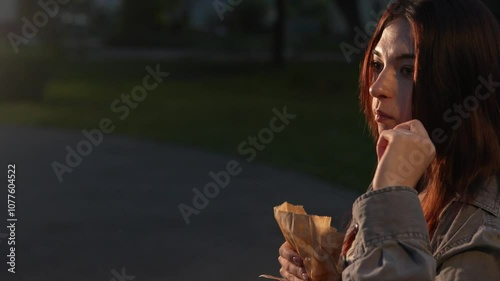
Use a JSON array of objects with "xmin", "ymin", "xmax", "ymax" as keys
[
  {"xmin": 292, "ymin": 256, "xmax": 302, "ymax": 266},
  {"xmin": 301, "ymin": 272, "xmax": 309, "ymax": 280}
]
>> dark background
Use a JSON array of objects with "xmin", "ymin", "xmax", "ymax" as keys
[{"xmin": 0, "ymin": 0, "xmax": 498, "ymax": 280}]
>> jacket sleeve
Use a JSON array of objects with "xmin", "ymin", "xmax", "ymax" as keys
[
  {"xmin": 341, "ymin": 186, "xmax": 500, "ymax": 281},
  {"xmin": 342, "ymin": 186, "xmax": 436, "ymax": 281}
]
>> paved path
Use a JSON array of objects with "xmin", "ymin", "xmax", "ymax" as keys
[{"xmin": 0, "ymin": 125, "xmax": 361, "ymax": 281}]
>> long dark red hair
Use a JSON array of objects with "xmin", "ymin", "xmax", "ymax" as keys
[{"xmin": 343, "ymin": 0, "xmax": 500, "ymax": 257}]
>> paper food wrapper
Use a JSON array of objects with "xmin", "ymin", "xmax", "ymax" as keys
[{"xmin": 260, "ymin": 202, "xmax": 344, "ymax": 281}]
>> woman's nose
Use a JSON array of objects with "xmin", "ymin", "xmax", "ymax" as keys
[{"xmin": 369, "ymin": 70, "xmax": 395, "ymax": 99}]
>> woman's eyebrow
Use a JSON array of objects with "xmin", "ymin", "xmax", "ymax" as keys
[
  {"xmin": 372, "ymin": 50, "xmax": 415, "ymax": 60},
  {"xmin": 395, "ymin": 53, "xmax": 415, "ymax": 60}
]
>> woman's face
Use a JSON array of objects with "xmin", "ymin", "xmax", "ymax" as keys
[{"xmin": 370, "ymin": 18, "xmax": 415, "ymax": 134}]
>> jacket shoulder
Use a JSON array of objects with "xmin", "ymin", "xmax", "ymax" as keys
[{"xmin": 432, "ymin": 176, "xmax": 500, "ymax": 263}]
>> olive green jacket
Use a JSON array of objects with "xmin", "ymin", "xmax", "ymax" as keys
[{"xmin": 341, "ymin": 176, "xmax": 500, "ymax": 280}]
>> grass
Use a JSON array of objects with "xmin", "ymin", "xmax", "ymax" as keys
[{"xmin": 0, "ymin": 59, "xmax": 376, "ymax": 192}]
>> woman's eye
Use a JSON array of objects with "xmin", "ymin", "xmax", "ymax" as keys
[
  {"xmin": 371, "ymin": 61, "xmax": 383, "ymax": 72},
  {"xmin": 401, "ymin": 66, "xmax": 414, "ymax": 77}
]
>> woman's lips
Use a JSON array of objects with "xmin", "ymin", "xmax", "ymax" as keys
[{"xmin": 375, "ymin": 110, "xmax": 394, "ymax": 122}]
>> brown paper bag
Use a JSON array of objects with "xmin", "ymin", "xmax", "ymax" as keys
[{"xmin": 260, "ymin": 202, "xmax": 344, "ymax": 281}]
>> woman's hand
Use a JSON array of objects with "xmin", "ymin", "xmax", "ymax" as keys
[
  {"xmin": 372, "ymin": 119, "xmax": 436, "ymax": 190},
  {"xmin": 278, "ymin": 241, "xmax": 310, "ymax": 281}
]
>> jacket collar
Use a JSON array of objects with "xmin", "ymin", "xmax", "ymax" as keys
[{"xmin": 453, "ymin": 175, "xmax": 500, "ymax": 217}]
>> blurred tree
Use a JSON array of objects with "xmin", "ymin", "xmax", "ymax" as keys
[
  {"xmin": 289, "ymin": 0, "xmax": 329, "ymax": 22},
  {"xmin": 222, "ymin": 0, "xmax": 270, "ymax": 33},
  {"xmin": 17, "ymin": 0, "xmax": 38, "ymax": 18},
  {"xmin": 118, "ymin": 0, "xmax": 190, "ymax": 45},
  {"xmin": 120, "ymin": 0, "xmax": 164, "ymax": 33},
  {"xmin": 287, "ymin": 0, "xmax": 331, "ymax": 48},
  {"xmin": 162, "ymin": 0, "xmax": 191, "ymax": 35},
  {"xmin": 335, "ymin": 0, "xmax": 360, "ymax": 36},
  {"xmin": 3, "ymin": 0, "xmax": 57, "ymax": 100}
]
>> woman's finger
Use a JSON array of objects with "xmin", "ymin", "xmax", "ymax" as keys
[
  {"xmin": 376, "ymin": 129, "xmax": 398, "ymax": 161},
  {"xmin": 278, "ymin": 256, "xmax": 306, "ymax": 279},
  {"xmin": 394, "ymin": 119, "xmax": 429, "ymax": 138},
  {"xmin": 393, "ymin": 121, "xmax": 435, "ymax": 157},
  {"xmin": 279, "ymin": 266, "xmax": 307, "ymax": 281},
  {"xmin": 279, "ymin": 242, "xmax": 303, "ymax": 266}
]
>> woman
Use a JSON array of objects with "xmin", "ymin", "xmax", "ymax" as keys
[{"xmin": 278, "ymin": 0, "xmax": 500, "ymax": 280}]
